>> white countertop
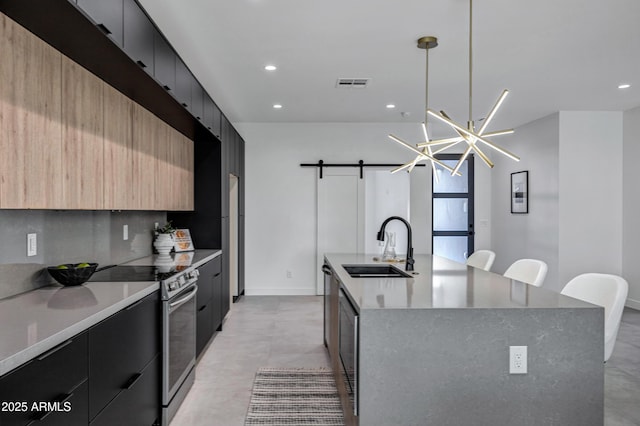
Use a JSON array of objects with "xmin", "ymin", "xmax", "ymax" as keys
[
  {"xmin": 325, "ymin": 253, "xmax": 597, "ymax": 311},
  {"xmin": 0, "ymin": 280, "xmax": 158, "ymax": 377},
  {"xmin": 0, "ymin": 249, "xmax": 221, "ymax": 377}
]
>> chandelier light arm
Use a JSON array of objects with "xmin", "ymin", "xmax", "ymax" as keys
[
  {"xmin": 478, "ymin": 89, "xmax": 509, "ymax": 135},
  {"xmin": 453, "ymin": 145, "xmax": 474, "ymax": 176},
  {"xmin": 417, "ymin": 136, "xmax": 464, "ymax": 148},
  {"xmin": 426, "ymin": 109, "xmax": 520, "ymax": 161},
  {"xmin": 388, "ymin": 134, "xmax": 461, "ymax": 175},
  {"xmin": 483, "ymin": 129, "xmax": 514, "ymax": 138},
  {"xmin": 469, "ymin": 142, "xmax": 494, "ymax": 168}
]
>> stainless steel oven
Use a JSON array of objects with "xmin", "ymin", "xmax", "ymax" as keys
[
  {"xmin": 161, "ymin": 269, "xmax": 199, "ymax": 426},
  {"xmin": 339, "ymin": 287, "xmax": 359, "ymax": 416}
]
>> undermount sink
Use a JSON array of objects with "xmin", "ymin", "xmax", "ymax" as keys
[{"xmin": 342, "ymin": 264, "xmax": 412, "ymax": 278}]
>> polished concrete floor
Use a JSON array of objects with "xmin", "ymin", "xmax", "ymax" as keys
[{"xmin": 170, "ymin": 296, "xmax": 639, "ymax": 426}]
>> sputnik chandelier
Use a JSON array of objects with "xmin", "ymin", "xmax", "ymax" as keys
[{"xmin": 391, "ymin": 0, "xmax": 519, "ymax": 177}]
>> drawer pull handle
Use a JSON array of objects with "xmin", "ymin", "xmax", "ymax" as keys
[
  {"xmin": 136, "ymin": 60, "xmax": 147, "ymax": 68},
  {"xmin": 125, "ymin": 297, "xmax": 146, "ymax": 310},
  {"xmin": 34, "ymin": 393, "xmax": 73, "ymax": 422},
  {"xmin": 198, "ymin": 304, "xmax": 207, "ymax": 312},
  {"xmin": 37, "ymin": 339, "xmax": 73, "ymax": 361},
  {"xmin": 97, "ymin": 23, "xmax": 111, "ymax": 35},
  {"xmin": 123, "ymin": 373, "xmax": 143, "ymax": 390},
  {"xmin": 213, "ymin": 272, "xmax": 221, "ymax": 278}
]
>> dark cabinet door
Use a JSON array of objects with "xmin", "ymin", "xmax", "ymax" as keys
[
  {"xmin": 212, "ymin": 102, "xmax": 222, "ymax": 140},
  {"xmin": 88, "ymin": 292, "xmax": 160, "ymax": 420},
  {"xmin": 123, "ymin": 0, "xmax": 154, "ymax": 74},
  {"xmin": 212, "ymin": 269, "xmax": 223, "ymax": 331},
  {"xmin": 203, "ymin": 94, "xmax": 221, "ymax": 138},
  {"xmin": 77, "ymin": 0, "xmax": 124, "ymax": 47},
  {"xmin": 89, "ymin": 355, "xmax": 160, "ymax": 426},
  {"xmin": 0, "ymin": 334, "xmax": 88, "ymax": 426},
  {"xmin": 154, "ymin": 31, "xmax": 175, "ymax": 92},
  {"xmin": 221, "ymin": 218, "xmax": 230, "ymax": 317},
  {"xmin": 196, "ymin": 299, "xmax": 213, "ymax": 357},
  {"xmin": 238, "ymin": 138, "xmax": 245, "ymax": 215},
  {"xmin": 191, "ymin": 80, "xmax": 204, "ymax": 121},
  {"xmin": 175, "ymin": 59, "xmax": 191, "ymax": 110},
  {"xmin": 238, "ymin": 214, "xmax": 245, "ymax": 298}
]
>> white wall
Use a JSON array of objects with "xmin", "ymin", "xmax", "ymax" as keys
[
  {"xmin": 558, "ymin": 111, "xmax": 623, "ymax": 287},
  {"xmin": 491, "ymin": 113, "xmax": 561, "ymax": 288},
  {"xmin": 490, "ymin": 111, "xmax": 625, "ymax": 293},
  {"xmin": 237, "ymin": 122, "xmax": 491, "ymax": 295},
  {"xmin": 623, "ymin": 106, "xmax": 640, "ymax": 309}
]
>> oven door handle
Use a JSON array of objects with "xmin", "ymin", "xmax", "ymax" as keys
[{"xmin": 169, "ymin": 284, "xmax": 198, "ymax": 311}]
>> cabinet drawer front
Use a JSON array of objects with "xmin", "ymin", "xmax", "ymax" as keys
[
  {"xmin": 0, "ymin": 334, "xmax": 88, "ymax": 426},
  {"xmin": 88, "ymin": 292, "xmax": 160, "ymax": 420},
  {"xmin": 211, "ymin": 255, "xmax": 222, "ymax": 274},
  {"xmin": 196, "ymin": 299, "xmax": 214, "ymax": 357},
  {"xmin": 33, "ymin": 380, "xmax": 89, "ymax": 426},
  {"xmin": 89, "ymin": 355, "xmax": 160, "ymax": 426}
]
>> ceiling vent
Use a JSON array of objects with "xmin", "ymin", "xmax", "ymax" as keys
[{"xmin": 336, "ymin": 78, "xmax": 370, "ymax": 88}]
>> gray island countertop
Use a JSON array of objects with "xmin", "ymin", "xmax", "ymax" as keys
[{"xmin": 324, "ymin": 253, "xmax": 596, "ymax": 310}]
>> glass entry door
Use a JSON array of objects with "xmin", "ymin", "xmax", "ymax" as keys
[{"xmin": 432, "ymin": 154, "xmax": 474, "ymax": 263}]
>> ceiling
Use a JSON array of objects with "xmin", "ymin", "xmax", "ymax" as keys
[{"xmin": 138, "ymin": 0, "xmax": 640, "ymax": 135}]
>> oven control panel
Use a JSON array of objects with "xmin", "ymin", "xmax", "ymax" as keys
[{"xmin": 163, "ymin": 268, "xmax": 199, "ymax": 299}]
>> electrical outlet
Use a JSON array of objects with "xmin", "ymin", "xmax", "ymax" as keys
[
  {"xmin": 509, "ymin": 346, "xmax": 527, "ymax": 374},
  {"xmin": 286, "ymin": 270, "xmax": 292, "ymax": 279},
  {"xmin": 123, "ymin": 224, "xmax": 129, "ymax": 241},
  {"xmin": 27, "ymin": 233, "xmax": 37, "ymax": 257}
]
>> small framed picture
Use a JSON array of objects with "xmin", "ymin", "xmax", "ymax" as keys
[
  {"xmin": 511, "ymin": 171, "xmax": 528, "ymax": 214},
  {"xmin": 172, "ymin": 229, "xmax": 195, "ymax": 252}
]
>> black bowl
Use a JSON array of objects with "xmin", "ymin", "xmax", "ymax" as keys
[{"xmin": 47, "ymin": 263, "xmax": 99, "ymax": 286}]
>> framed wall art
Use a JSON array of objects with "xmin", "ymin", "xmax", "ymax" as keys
[{"xmin": 511, "ymin": 171, "xmax": 528, "ymax": 214}]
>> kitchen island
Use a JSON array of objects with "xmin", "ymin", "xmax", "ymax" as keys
[{"xmin": 324, "ymin": 254, "xmax": 604, "ymax": 426}]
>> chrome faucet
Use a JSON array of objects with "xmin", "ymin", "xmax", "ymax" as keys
[{"xmin": 376, "ymin": 216, "xmax": 415, "ymax": 271}]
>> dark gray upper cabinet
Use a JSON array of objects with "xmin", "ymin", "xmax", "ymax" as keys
[
  {"xmin": 191, "ymin": 79, "xmax": 204, "ymax": 121},
  {"xmin": 175, "ymin": 58, "xmax": 191, "ymax": 109},
  {"xmin": 123, "ymin": 0, "xmax": 154, "ymax": 73},
  {"xmin": 203, "ymin": 95, "xmax": 215, "ymax": 133},
  {"xmin": 153, "ymin": 30, "xmax": 175, "ymax": 92},
  {"xmin": 77, "ymin": 0, "xmax": 124, "ymax": 47}
]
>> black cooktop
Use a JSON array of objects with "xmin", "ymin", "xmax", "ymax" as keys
[{"xmin": 88, "ymin": 265, "xmax": 178, "ymax": 283}]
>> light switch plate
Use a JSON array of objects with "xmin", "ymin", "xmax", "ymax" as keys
[
  {"xmin": 123, "ymin": 225, "xmax": 128, "ymax": 241},
  {"xmin": 27, "ymin": 233, "xmax": 37, "ymax": 257}
]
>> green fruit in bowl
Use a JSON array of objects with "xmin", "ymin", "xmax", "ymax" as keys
[
  {"xmin": 76, "ymin": 263, "xmax": 91, "ymax": 268},
  {"xmin": 56, "ymin": 264, "xmax": 69, "ymax": 269}
]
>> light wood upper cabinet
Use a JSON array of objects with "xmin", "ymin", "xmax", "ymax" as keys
[
  {"xmin": 0, "ymin": 14, "xmax": 64, "ymax": 209},
  {"xmin": 104, "ymin": 85, "xmax": 134, "ymax": 210},
  {"xmin": 62, "ymin": 56, "xmax": 105, "ymax": 210},
  {"xmin": 132, "ymin": 103, "xmax": 158, "ymax": 210},
  {"xmin": 154, "ymin": 119, "xmax": 172, "ymax": 210},
  {"xmin": 168, "ymin": 130, "xmax": 194, "ymax": 211},
  {"xmin": 1, "ymin": 13, "xmax": 194, "ymax": 211},
  {"xmin": 155, "ymin": 124, "xmax": 194, "ymax": 211}
]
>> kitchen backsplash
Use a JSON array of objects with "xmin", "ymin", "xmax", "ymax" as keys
[{"xmin": 0, "ymin": 210, "xmax": 166, "ymax": 299}]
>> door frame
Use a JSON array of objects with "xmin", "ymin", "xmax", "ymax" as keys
[{"xmin": 432, "ymin": 153, "xmax": 475, "ymax": 260}]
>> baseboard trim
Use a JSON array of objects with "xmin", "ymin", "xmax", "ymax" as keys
[
  {"xmin": 625, "ymin": 298, "xmax": 640, "ymax": 311},
  {"xmin": 244, "ymin": 288, "xmax": 317, "ymax": 296}
]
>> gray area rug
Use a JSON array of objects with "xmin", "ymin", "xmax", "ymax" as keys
[{"xmin": 245, "ymin": 367, "xmax": 345, "ymax": 425}]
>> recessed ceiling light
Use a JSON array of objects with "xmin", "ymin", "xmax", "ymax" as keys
[
  {"xmin": 618, "ymin": 83, "xmax": 631, "ymax": 89},
  {"xmin": 264, "ymin": 65, "xmax": 277, "ymax": 71},
  {"xmin": 273, "ymin": 104, "xmax": 282, "ymax": 109},
  {"xmin": 386, "ymin": 104, "xmax": 396, "ymax": 109}
]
